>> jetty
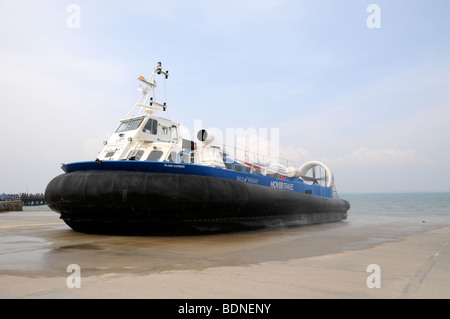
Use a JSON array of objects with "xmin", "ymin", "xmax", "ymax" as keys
[{"xmin": 0, "ymin": 193, "xmax": 46, "ymax": 212}]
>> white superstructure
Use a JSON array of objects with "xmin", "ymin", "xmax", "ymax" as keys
[
  {"xmin": 96, "ymin": 62, "xmax": 337, "ymax": 193},
  {"xmin": 97, "ymin": 63, "xmax": 187, "ymax": 163}
]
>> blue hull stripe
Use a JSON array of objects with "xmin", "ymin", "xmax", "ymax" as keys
[{"xmin": 62, "ymin": 161, "xmax": 333, "ymax": 198}]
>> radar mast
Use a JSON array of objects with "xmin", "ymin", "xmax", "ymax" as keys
[{"xmin": 126, "ymin": 62, "xmax": 169, "ymax": 118}]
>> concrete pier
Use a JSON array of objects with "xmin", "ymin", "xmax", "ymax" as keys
[
  {"xmin": 0, "ymin": 194, "xmax": 46, "ymax": 210},
  {"xmin": 0, "ymin": 200, "xmax": 22, "ymax": 212}
]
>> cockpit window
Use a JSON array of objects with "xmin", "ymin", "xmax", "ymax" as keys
[
  {"xmin": 116, "ymin": 122, "xmax": 128, "ymax": 133},
  {"xmin": 171, "ymin": 125, "xmax": 178, "ymax": 141},
  {"xmin": 128, "ymin": 118, "xmax": 143, "ymax": 131},
  {"xmin": 143, "ymin": 118, "xmax": 158, "ymax": 135},
  {"xmin": 115, "ymin": 118, "xmax": 143, "ymax": 133}
]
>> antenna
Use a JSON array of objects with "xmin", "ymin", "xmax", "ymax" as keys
[
  {"xmin": 156, "ymin": 61, "xmax": 169, "ymax": 79},
  {"xmin": 126, "ymin": 62, "xmax": 169, "ymax": 118}
]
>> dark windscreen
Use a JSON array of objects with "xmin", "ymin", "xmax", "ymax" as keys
[
  {"xmin": 143, "ymin": 118, "xmax": 158, "ymax": 135},
  {"xmin": 115, "ymin": 118, "xmax": 144, "ymax": 133}
]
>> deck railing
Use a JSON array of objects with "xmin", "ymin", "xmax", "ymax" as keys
[{"xmin": 188, "ymin": 144, "xmax": 299, "ymax": 180}]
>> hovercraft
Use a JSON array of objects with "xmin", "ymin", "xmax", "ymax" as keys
[{"xmin": 45, "ymin": 62, "xmax": 350, "ymax": 234}]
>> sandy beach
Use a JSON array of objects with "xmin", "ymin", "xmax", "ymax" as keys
[{"xmin": 0, "ymin": 210, "xmax": 449, "ymax": 299}]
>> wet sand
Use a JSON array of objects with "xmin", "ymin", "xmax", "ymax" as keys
[{"xmin": 0, "ymin": 210, "xmax": 449, "ymax": 298}]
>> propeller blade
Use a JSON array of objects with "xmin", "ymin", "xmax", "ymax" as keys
[
  {"xmin": 301, "ymin": 175, "xmax": 326, "ymax": 181},
  {"xmin": 301, "ymin": 175, "xmax": 316, "ymax": 182}
]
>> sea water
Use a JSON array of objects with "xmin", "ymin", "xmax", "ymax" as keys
[
  {"xmin": 340, "ymin": 192, "xmax": 450, "ymax": 232},
  {"xmin": 341, "ymin": 193, "xmax": 450, "ymax": 218},
  {"xmin": 24, "ymin": 193, "xmax": 450, "ymax": 218},
  {"xmin": 22, "ymin": 205, "xmax": 50, "ymax": 211},
  {"xmin": 330, "ymin": 192, "xmax": 450, "ymax": 251}
]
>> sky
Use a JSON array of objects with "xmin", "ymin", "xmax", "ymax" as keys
[{"xmin": 0, "ymin": 0, "xmax": 449, "ymax": 194}]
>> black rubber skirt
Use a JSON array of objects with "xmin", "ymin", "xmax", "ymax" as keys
[{"xmin": 45, "ymin": 170, "xmax": 350, "ymax": 235}]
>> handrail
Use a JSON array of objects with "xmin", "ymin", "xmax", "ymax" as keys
[{"xmin": 189, "ymin": 143, "xmax": 298, "ymax": 179}]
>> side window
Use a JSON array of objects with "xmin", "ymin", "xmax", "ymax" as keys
[
  {"xmin": 171, "ymin": 125, "xmax": 178, "ymax": 141},
  {"xmin": 128, "ymin": 150, "xmax": 144, "ymax": 161},
  {"xmin": 143, "ymin": 119, "xmax": 158, "ymax": 135},
  {"xmin": 161, "ymin": 126, "xmax": 169, "ymax": 135},
  {"xmin": 146, "ymin": 150, "xmax": 163, "ymax": 162},
  {"xmin": 158, "ymin": 125, "xmax": 171, "ymax": 142}
]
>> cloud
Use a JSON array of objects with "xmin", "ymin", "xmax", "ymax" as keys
[
  {"xmin": 279, "ymin": 146, "xmax": 312, "ymax": 167},
  {"xmin": 329, "ymin": 147, "xmax": 430, "ymax": 166}
]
